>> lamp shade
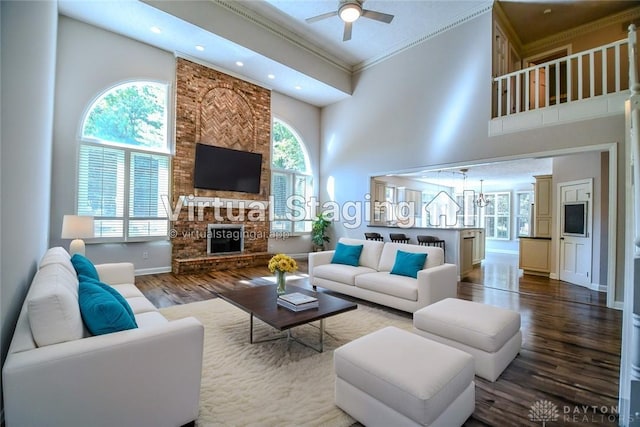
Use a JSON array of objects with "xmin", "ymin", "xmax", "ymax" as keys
[{"xmin": 61, "ymin": 215, "xmax": 94, "ymax": 239}]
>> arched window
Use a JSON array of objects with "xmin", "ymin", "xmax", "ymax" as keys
[
  {"xmin": 271, "ymin": 119, "xmax": 312, "ymax": 234},
  {"xmin": 77, "ymin": 81, "xmax": 170, "ymax": 240}
]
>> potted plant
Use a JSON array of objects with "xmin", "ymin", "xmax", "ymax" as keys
[{"xmin": 311, "ymin": 213, "xmax": 331, "ymax": 251}]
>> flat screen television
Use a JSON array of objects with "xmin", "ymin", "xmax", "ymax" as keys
[
  {"xmin": 193, "ymin": 143, "xmax": 262, "ymax": 194},
  {"xmin": 562, "ymin": 201, "xmax": 587, "ymax": 237}
]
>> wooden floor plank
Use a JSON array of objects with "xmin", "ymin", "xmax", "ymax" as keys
[{"xmin": 136, "ymin": 253, "xmax": 621, "ymax": 426}]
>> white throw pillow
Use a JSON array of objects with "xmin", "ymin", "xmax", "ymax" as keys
[
  {"xmin": 27, "ymin": 263, "xmax": 83, "ymax": 347},
  {"xmin": 39, "ymin": 246, "xmax": 76, "ymax": 277}
]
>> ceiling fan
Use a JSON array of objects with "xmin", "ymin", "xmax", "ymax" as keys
[{"xmin": 305, "ymin": 0, "xmax": 394, "ymax": 42}]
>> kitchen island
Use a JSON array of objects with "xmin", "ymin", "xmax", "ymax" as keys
[{"xmin": 363, "ymin": 227, "xmax": 485, "ymax": 280}]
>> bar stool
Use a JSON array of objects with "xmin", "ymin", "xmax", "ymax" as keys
[
  {"xmin": 417, "ymin": 235, "xmax": 446, "ymax": 258},
  {"xmin": 364, "ymin": 232, "xmax": 384, "ymax": 241},
  {"xmin": 389, "ymin": 233, "xmax": 410, "ymax": 243}
]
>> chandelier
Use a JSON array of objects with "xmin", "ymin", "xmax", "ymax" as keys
[{"xmin": 475, "ymin": 179, "xmax": 491, "ymax": 208}]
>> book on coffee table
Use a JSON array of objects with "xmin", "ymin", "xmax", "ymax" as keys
[
  {"xmin": 277, "ymin": 298, "xmax": 319, "ymax": 311},
  {"xmin": 277, "ymin": 292, "xmax": 319, "ymax": 311},
  {"xmin": 278, "ymin": 292, "xmax": 317, "ymax": 305}
]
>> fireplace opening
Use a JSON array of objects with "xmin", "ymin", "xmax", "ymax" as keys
[{"xmin": 207, "ymin": 224, "xmax": 244, "ymax": 255}]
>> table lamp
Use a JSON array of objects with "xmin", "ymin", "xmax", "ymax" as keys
[{"xmin": 61, "ymin": 215, "xmax": 94, "ymax": 256}]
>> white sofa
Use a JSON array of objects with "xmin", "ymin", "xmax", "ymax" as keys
[
  {"xmin": 2, "ymin": 247, "xmax": 204, "ymax": 427},
  {"xmin": 309, "ymin": 238, "xmax": 457, "ymax": 313}
]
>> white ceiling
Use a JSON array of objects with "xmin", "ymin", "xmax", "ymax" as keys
[
  {"xmin": 58, "ymin": 0, "xmax": 494, "ymax": 107},
  {"xmin": 240, "ymin": 0, "xmax": 493, "ymax": 67},
  {"xmin": 58, "ymin": 1, "xmax": 640, "ymax": 106}
]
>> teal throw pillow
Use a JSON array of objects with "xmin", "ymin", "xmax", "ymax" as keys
[
  {"xmin": 390, "ymin": 250, "xmax": 428, "ymax": 278},
  {"xmin": 331, "ymin": 242, "xmax": 363, "ymax": 267},
  {"xmin": 79, "ymin": 275, "xmax": 138, "ymax": 327},
  {"xmin": 78, "ymin": 278, "xmax": 138, "ymax": 335},
  {"xmin": 71, "ymin": 253, "xmax": 99, "ymax": 281}
]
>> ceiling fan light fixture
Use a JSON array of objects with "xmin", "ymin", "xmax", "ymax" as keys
[{"xmin": 339, "ymin": 2, "xmax": 362, "ymax": 23}]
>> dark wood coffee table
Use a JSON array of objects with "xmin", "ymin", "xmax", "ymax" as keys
[{"xmin": 218, "ymin": 285, "xmax": 357, "ymax": 352}]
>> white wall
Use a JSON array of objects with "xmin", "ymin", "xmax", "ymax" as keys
[
  {"xmin": 1, "ymin": 0, "xmax": 57, "ymax": 390},
  {"xmin": 320, "ymin": 11, "xmax": 626, "ymax": 300},
  {"xmin": 51, "ymin": 17, "xmax": 177, "ymax": 272},
  {"xmin": 269, "ymin": 92, "xmax": 321, "ymax": 254}
]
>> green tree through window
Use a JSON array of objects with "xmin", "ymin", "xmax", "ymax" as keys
[
  {"xmin": 272, "ymin": 121, "xmax": 306, "ymax": 172},
  {"xmin": 271, "ymin": 119, "xmax": 312, "ymax": 234},
  {"xmin": 83, "ymin": 83, "xmax": 166, "ymax": 149}
]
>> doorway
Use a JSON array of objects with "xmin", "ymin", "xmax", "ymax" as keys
[{"xmin": 558, "ymin": 179, "xmax": 593, "ymax": 287}]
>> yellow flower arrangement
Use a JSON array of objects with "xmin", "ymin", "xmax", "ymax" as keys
[{"xmin": 268, "ymin": 253, "xmax": 298, "ymax": 274}]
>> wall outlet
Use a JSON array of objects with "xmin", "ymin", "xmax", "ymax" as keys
[{"xmin": 142, "ymin": 251, "xmax": 149, "ymax": 259}]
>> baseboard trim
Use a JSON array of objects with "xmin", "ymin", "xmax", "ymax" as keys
[
  {"xmin": 549, "ymin": 273, "xmax": 559, "ymax": 280},
  {"xmin": 289, "ymin": 253, "xmax": 310, "ymax": 260},
  {"xmin": 135, "ymin": 267, "xmax": 172, "ymax": 276},
  {"xmin": 486, "ymin": 249, "xmax": 519, "ymax": 255}
]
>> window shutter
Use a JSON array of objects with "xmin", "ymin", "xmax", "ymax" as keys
[
  {"xmin": 128, "ymin": 152, "xmax": 169, "ymax": 237},
  {"xmin": 78, "ymin": 144, "xmax": 125, "ymax": 238}
]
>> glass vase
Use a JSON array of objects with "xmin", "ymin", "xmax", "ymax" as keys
[{"xmin": 275, "ymin": 270, "xmax": 287, "ymax": 295}]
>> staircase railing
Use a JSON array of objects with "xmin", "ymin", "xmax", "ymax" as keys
[
  {"xmin": 494, "ymin": 38, "xmax": 630, "ymax": 118},
  {"xmin": 620, "ymin": 23, "xmax": 640, "ymax": 427}
]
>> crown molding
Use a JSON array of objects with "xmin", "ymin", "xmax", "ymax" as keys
[
  {"xmin": 523, "ymin": 6, "xmax": 640, "ymax": 55},
  {"xmin": 353, "ymin": 4, "xmax": 493, "ymax": 74},
  {"xmin": 213, "ymin": 0, "xmax": 352, "ymax": 74}
]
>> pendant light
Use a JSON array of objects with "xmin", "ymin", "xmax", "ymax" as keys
[{"xmin": 475, "ymin": 179, "xmax": 491, "ymax": 208}]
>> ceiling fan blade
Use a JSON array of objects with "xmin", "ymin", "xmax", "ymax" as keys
[
  {"xmin": 343, "ymin": 21, "xmax": 353, "ymax": 42},
  {"xmin": 362, "ymin": 9, "xmax": 394, "ymax": 24},
  {"xmin": 305, "ymin": 11, "xmax": 338, "ymax": 24}
]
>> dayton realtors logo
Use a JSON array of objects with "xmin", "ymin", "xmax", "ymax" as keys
[
  {"xmin": 529, "ymin": 400, "xmax": 560, "ymax": 426},
  {"xmin": 528, "ymin": 400, "xmax": 620, "ymax": 425}
]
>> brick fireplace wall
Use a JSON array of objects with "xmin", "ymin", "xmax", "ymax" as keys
[{"xmin": 172, "ymin": 58, "xmax": 271, "ymax": 273}]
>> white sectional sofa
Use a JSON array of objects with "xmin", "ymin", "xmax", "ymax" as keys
[
  {"xmin": 2, "ymin": 247, "xmax": 204, "ymax": 427},
  {"xmin": 309, "ymin": 238, "xmax": 457, "ymax": 313}
]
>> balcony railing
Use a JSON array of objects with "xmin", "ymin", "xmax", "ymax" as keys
[{"xmin": 493, "ymin": 38, "xmax": 632, "ymax": 118}]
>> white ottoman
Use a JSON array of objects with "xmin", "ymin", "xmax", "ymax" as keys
[
  {"xmin": 413, "ymin": 298, "xmax": 522, "ymax": 382},
  {"xmin": 334, "ymin": 326, "xmax": 475, "ymax": 427}
]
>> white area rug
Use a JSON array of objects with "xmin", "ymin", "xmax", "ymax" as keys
[{"xmin": 160, "ymin": 297, "xmax": 412, "ymax": 427}]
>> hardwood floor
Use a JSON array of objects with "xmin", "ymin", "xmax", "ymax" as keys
[{"xmin": 136, "ymin": 253, "xmax": 622, "ymax": 426}]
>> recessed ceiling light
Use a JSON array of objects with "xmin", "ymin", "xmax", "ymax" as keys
[
  {"xmin": 236, "ymin": 61, "xmax": 244, "ymax": 67},
  {"xmin": 295, "ymin": 85, "xmax": 302, "ymax": 90},
  {"xmin": 150, "ymin": 26, "xmax": 162, "ymax": 34},
  {"xmin": 268, "ymin": 74, "xmax": 275, "ymax": 80},
  {"xmin": 195, "ymin": 45, "xmax": 205, "ymax": 51}
]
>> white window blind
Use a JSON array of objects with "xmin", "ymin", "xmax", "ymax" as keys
[
  {"xmin": 128, "ymin": 152, "xmax": 169, "ymax": 238},
  {"xmin": 78, "ymin": 144, "xmax": 125, "ymax": 238}
]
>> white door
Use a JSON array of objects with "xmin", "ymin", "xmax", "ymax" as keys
[
  {"xmin": 493, "ymin": 23, "xmax": 509, "ymax": 115},
  {"xmin": 559, "ymin": 180, "xmax": 593, "ymax": 287}
]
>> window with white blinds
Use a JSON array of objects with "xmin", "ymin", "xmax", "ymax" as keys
[
  {"xmin": 271, "ymin": 119, "xmax": 312, "ymax": 234},
  {"xmin": 481, "ymin": 192, "xmax": 511, "ymax": 240},
  {"xmin": 78, "ymin": 81, "xmax": 170, "ymax": 241}
]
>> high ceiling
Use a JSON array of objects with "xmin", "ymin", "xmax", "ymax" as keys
[{"xmin": 58, "ymin": 0, "xmax": 640, "ymax": 107}]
